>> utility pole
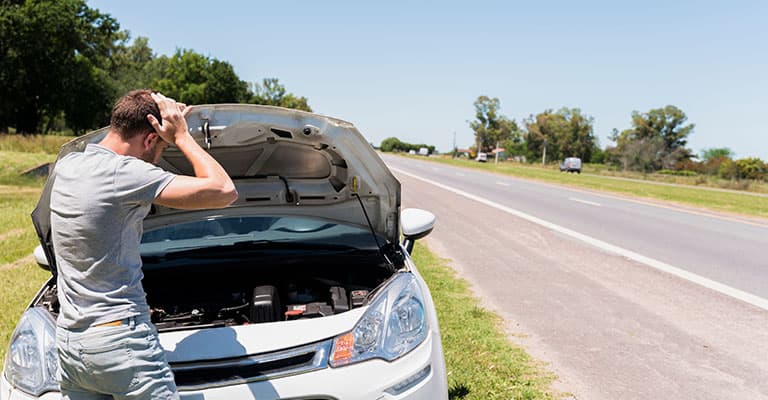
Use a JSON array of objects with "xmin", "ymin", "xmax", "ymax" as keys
[
  {"xmin": 452, "ymin": 131, "xmax": 456, "ymax": 158},
  {"xmin": 495, "ymin": 141, "xmax": 499, "ymax": 164},
  {"xmin": 542, "ymin": 139, "xmax": 547, "ymax": 165}
]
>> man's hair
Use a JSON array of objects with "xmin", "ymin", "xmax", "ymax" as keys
[{"xmin": 110, "ymin": 89, "xmax": 161, "ymax": 139}]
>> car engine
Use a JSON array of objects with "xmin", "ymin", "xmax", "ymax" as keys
[{"xmin": 148, "ymin": 279, "xmax": 371, "ymax": 331}]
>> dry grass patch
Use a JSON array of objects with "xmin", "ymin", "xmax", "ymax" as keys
[{"xmin": 0, "ymin": 133, "xmax": 72, "ymax": 154}]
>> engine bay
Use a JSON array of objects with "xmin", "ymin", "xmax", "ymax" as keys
[
  {"xmin": 33, "ymin": 248, "xmax": 404, "ymax": 331},
  {"xmin": 147, "ymin": 278, "xmax": 373, "ymax": 331}
]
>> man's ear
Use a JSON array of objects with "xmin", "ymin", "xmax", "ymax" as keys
[{"xmin": 143, "ymin": 131, "xmax": 158, "ymax": 150}]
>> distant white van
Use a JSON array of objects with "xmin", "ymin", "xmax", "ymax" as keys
[
  {"xmin": 559, "ymin": 157, "xmax": 582, "ymax": 173},
  {"xmin": 476, "ymin": 152, "xmax": 488, "ymax": 162},
  {"xmin": 418, "ymin": 147, "xmax": 429, "ymax": 156}
]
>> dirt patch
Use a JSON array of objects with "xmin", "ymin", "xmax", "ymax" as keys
[
  {"xmin": 0, "ymin": 228, "xmax": 25, "ymax": 241},
  {"xmin": 0, "ymin": 185, "xmax": 42, "ymax": 195},
  {"xmin": 0, "ymin": 254, "xmax": 34, "ymax": 271}
]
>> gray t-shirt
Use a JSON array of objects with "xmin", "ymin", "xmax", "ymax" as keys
[{"xmin": 50, "ymin": 144, "xmax": 175, "ymax": 329}]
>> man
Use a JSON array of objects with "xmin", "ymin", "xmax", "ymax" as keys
[{"xmin": 50, "ymin": 90, "xmax": 237, "ymax": 399}]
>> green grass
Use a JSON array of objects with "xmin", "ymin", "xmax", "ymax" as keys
[
  {"xmin": 584, "ymin": 162, "xmax": 768, "ymax": 193},
  {"xmin": 412, "ymin": 156, "xmax": 768, "ymax": 218},
  {"xmin": 0, "ymin": 151, "xmax": 57, "ymax": 186},
  {"xmin": 0, "ymin": 190, "xmax": 43, "ymax": 264},
  {"xmin": 0, "ymin": 183, "xmax": 50, "ymax": 363},
  {"xmin": 0, "ymin": 260, "xmax": 49, "ymax": 363},
  {"xmin": 413, "ymin": 242, "xmax": 555, "ymax": 399},
  {"xmin": 0, "ymin": 133, "xmax": 72, "ymax": 154}
]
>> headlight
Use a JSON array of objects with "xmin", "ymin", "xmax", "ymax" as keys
[
  {"xmin": 3, "ymin": 307, "xmax": 59, "ymax": 396},
  {"xmin": 330, "ymin": 273, "xmax": 428, "ymax": 367}
]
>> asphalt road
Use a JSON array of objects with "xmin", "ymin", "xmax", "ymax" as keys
[
  {"xmin": 385, "ymin": 155, "xmax": 768, "ymax": 300},
  {"xmin": 384, "ymin": 154, "xmax": 768, "ymax": 400}
]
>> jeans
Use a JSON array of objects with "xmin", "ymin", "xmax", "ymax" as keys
[{"xmin": 56, "ymin": 315, "xmax": 179, "ymax": 400}]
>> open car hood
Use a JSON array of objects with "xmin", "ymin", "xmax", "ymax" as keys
[{"xmin": 32, "ymin": 104, "xmax": 401, "ymax": 272}]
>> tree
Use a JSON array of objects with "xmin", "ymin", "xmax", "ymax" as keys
[
  {"xmin": 558, "ymin": 108, "xmax": 596, "ymax": 162},
  {"xmin": 380, "ymin": 137, "xmax": 406, "ymax": 152},
  {"xmin": 0, "ymin": 2, "xmax": 313, "ymax": 134},
  {"xmin": 379, "ymin": 137, "xmax": 435, "ymax": 154},
  {"xmin": 611, "ymin": 105, "xmax": 694, "ymax": 171},
  {"xmin": 0, "ymin": 0, "xmax": 120, "ymax": 133},
  {"xmin": 469, "ymin": 96, "xmax": 521, "ymax": 153},
  {"xmin": 698, "ymin": 147, "xmax": 734, "ymax": 175},
  {"xmin": 109, "ymin": 35, "xmax": 155, "ymax": 95},
  {"xmin": 147, "ymin": 50, "xmax": 238, "ymax": 105},
  {"xmin": 249, "ymin": 78, "xmax": 312, "ymax": 112},
  {"xmin": 499, "ymin": 117, "xmax": 525, "ymax": 159},
  {"xmin": 700, "ymin": 147, "xmax": 734, "ymax": 162},
  {"xmin": 206, "ymin": 60, "xmax": 251, "ymax": 103},
  {"xmin": 524, "ymin": 108, "xmax": 596, "ymax": 163}
]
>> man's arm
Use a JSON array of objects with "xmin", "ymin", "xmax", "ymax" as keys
[{"xmin": 148, "ymin": 93, "xmax": 238, "ymax": 209}]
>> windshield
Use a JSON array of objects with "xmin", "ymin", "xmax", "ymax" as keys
[{"xmin": 140, "ymin": 216, "xmax": 381, "ymax": 257}]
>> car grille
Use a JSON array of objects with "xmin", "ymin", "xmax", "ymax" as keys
[{"xmin": 170, "ymin": 339, "xmax": 332, "ymax": 391}]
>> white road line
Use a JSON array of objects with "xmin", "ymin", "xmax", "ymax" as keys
[
  {"xmin": 496, "ymin": 182, "xmax": 511, "ymax": 187},
  {"xmin": 387, "ymin": 154, "xmax": 768, "ymax": 228},
  {"xmin": 570, "ymin": 197, "xmax": 601, "ymax": 207},
  {"xmin": 391, "ymin": 166, "xmax": 768, "ymax": 312},
  {"xmin": 456, "ymin": 173, "xmax": 466, "ymax": 177},
  {"xmin": 431, "ymin": 167, "xmax": 439, "ymax": 171}
]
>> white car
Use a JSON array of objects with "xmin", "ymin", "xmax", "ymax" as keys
[
  {"xmin": 559, "ymin": 157, "xmax": 582, "ymax": 173},
  {"xmin": 3, "ymin": 105, "xmax": 448, "ymax": 399}
]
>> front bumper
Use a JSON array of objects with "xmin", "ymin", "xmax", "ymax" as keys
[{"xmin": 1, "ymin": 331, "xmax": 447, "ymax": 400}]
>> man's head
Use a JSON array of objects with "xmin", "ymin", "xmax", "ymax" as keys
[
  {"xmin": 109, "ymin": 89, "xmax": 168, "ymax": 163},
  {"xmin": 111, "ymin": 89, "xmax": 160, "ymax": 139}
]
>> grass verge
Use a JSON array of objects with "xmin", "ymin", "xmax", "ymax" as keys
[
  {"xmin": 413, "ymin": 242, "xmax": 554, "ymax": 399},
  {"xmin": 0, "ymin": 189, "xmax": 44, "ymax": 264},
  {"xmin": 0, "ymin": 134, "xmax": 72, "ymax": 155},
  {"xmin": 0, "ymin": 151, "xmax": 57, "ymax": 187},
  {"xmin": 0, "ymin": 184, "xmax": 49, "ymax": 363},
  {"xmin": 410, "ymin": 156, "xmax": 768, "ymax": 218},
  {"xmin": 0, "ymin": 260, "xmax": 49, "ymax": 363}
]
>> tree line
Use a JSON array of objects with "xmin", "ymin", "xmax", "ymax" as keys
[
  {"xmin": 464, "ymin": 95, "xmax": 764, "ymax": 181},
  {"xmin": 0, "ymin": 0, "xmax": 311, "ymax": 135},
  {"xmin": 380, "ymin": 95, "xmax": 765, "ymax": 181},
  {"xmin": 379, "ymin": 137, "xmax": 436, "ymax": 155}
]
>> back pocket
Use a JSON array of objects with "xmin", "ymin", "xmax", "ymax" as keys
[{"xmin": 79, "ymin": 335, "xmax": 137, "ymax": 391}]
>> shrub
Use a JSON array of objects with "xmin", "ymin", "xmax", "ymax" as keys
[
  {"xmin": 736, "ymin": 158, "xmax": 767, "ymax": 180},
  {"xmin": 718, "ymin": 157, "xmax": 767, "ymax": 181},
  {"xmin": 702, "ymin": 156, "xmax": 730, "ymax": 176}
]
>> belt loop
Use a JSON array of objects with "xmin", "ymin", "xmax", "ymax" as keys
[{"xmin": 129, "ymin": 317, "xmax": 136, "ymax": 330}]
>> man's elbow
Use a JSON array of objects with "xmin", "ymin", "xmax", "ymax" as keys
[
  {"xmin": 222, "ymin": 185, "xmax": 238, "ymax": 206},
  {"xmin": 212, "ymin": 184, "xmax": 238, "ymax": 208}
]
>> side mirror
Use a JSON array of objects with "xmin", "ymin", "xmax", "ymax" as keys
[
  {"xmin": 34, "ymin": 245, "xmax": 51, "ymax": 271},
  {"xmin": 401, "ymin": 208, "xmax": 436, "ymax": 254}
]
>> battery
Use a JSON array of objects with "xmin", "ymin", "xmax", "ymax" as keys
[
  {"xmin": 330, "ymin": 286, "xmax": 350, "ymax": 313},
  {"xmin": 251, "ymin": 285, "xmax": 281, "ymax": 323}
]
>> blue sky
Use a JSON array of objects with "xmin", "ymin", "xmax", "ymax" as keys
[{"xmin": 89, "ymin": 0, "xmax": 767, "ymax": 159}]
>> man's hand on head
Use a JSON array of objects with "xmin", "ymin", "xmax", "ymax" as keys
[{"xmin": 147, "ymin": 92, "xmax": 192, "ymax": 145}]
